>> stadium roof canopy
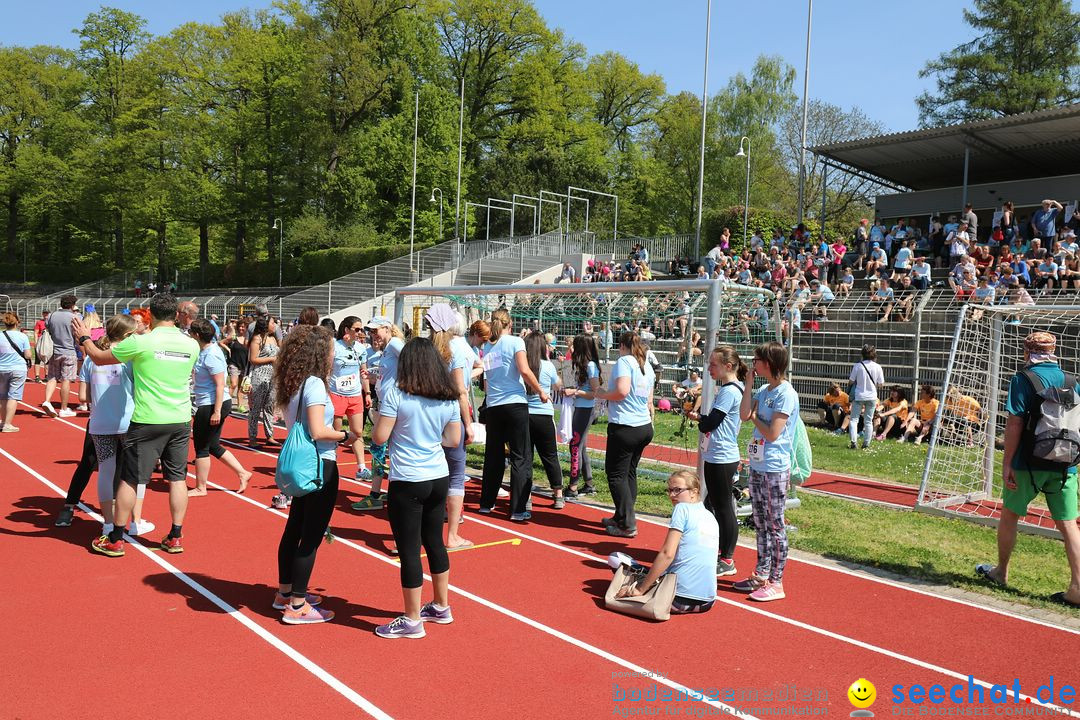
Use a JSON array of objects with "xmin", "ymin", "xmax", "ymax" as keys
[{"xmin": 811, "ymin": 104, "xmax": 1080, "ymax": 191}]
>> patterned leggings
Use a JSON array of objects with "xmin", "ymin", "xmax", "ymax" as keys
[
  {"xmin": 749, "ymin": 469, "xmax": 790, "ymax": 583},
  {"xmin": 91, "ymin": 433, "xmax": 122, "ymax": 510},
  {"xmin": 247, "ymin": 378, "xmax": 274, "ymax": 442}
]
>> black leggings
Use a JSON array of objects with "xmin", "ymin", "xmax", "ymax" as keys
[
  {"xmin": 527, "ymin": 413, "xmax": 563, "ymax": 490},
  {"xmin": 64, "ymin": 428, "xmax": 99, "ymax": 505},
  {"xmin": 703, "ymin": 461, "xmax": 739, "ymax": 560},
  {"xmin": 480, "ymin": 403, "xmax": 531, "ymax": 514},
  {"xmin": 388, "ymin": 477, "xmax": 450, "ymax": 589},
  {"xmin": 277, "ymin": 460, "xmax": 339, "ymax": 598},
  {"xmin": 605, "ymin": 422, "xmax": 654, "ymax": 531},
  {"xmin": 193, "ymin": 399, "xmax": 232, "ymax": 459}
]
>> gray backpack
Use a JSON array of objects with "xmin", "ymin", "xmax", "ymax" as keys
[{"xmin": 1020, "ymin": 369, "xmax": 1080, "ymax": 478}]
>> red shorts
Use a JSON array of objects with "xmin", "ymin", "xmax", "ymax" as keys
[{"xmin": 331, "ymin": 393, "xmax": 365, "ymax": 418}]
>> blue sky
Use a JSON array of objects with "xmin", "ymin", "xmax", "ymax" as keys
[{"xmin": 3, "ymin": 0, "xmax": 975, "ymax": 132}]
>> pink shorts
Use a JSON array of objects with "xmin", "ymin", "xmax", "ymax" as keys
[{"xmin": 331, "ymin": 393, "xmax": 365, "ymax": 418}]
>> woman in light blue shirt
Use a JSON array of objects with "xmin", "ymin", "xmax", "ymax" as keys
[
  {"xmin": 0, "ymin": 312, "xmax": 31, "ymax": 431},
  {"xmin": 273, "ymin": 325, "xmax": 357, "ymax": 625},
  {"xmin": 562, "ymin": 334, "xmax": 603, "ymax": 498},
  {"xmin": 188, "ymin": 319, "xmax": 252, "ymax": 497},
  {"xmin": 478, "ymin": 309, "xmax": 547, "ymax": 522},
  {"xmin": 330, "ymin": 317, "xmax": 372, "ymax": 481},
  {"xmin": 692, "ymin": 346, "xmax": 747, "ymax": 578},
  {"xmin": 353, "ymin": 316, "xmax": 406, "ymax": 511},
  {"xmin": 525, "ymin": 331, "xmax": 564, "ymax": 508},
  {"xmin": 594, "ymin": 331, "xmax": 654, "ymax": 537},
  {"xmin": 372, "ymin": 337, "xmax": 461, "ymax": 639},
  {"xmin": 737, "ymin": 341, "xmax": 799, "ymax": 603}
]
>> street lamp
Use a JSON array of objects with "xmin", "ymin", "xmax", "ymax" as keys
[
  {"xmin": 272, "ymin": 218, "xmax": 283, "ymax": 287},
  {"xmin": 735, "ymin": 137, "xmax": 750, "ymax": 248},
  {"xmin": 430, "ymin": 187, "xmax": 443, "ymax": 242}
]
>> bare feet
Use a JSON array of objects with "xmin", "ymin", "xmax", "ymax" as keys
[
  {"xmin": 237, "ymin": 470, "xmax": 252, "ymax": 494},
  {"xmin": 187, "ymin": 487, "xmax": 208, "ymax": 497}
]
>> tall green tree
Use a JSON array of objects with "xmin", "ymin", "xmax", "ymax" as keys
[{"xmin": 917, "ymin": 0, "xmax": 1080, "ymax": 127}]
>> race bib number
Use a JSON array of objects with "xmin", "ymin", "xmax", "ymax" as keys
[
  {"xmin": 336, "ymin": 373, "xmax": 359, "ymax": 392},
  {"xmin": 482, "ymin": 351, "xmax": 502, "ymax": 372},
  {"xmin": 747, "ymin": 439, "xmax": 765, "ymax": 462}
]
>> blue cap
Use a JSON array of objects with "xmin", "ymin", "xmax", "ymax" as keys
[
  {"xmin": 121, "ymin": 309, "xmax": 131, "ymax": 315},
  {"xmin": 84, "ymin": 303, "xmax": 95, "ymax": 313},
  {"xmin": 872, "ymin": 242, "xmax": 880, "ymax": 247}
]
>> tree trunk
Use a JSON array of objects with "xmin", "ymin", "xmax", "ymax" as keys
[
  {"xmin": 234, "ymin": 220, "xmax": 246, "ymax": 264},
  {"xmin": 156, "ymin": 221, "xmax": 167, "ymax": 289},
  {"xmin": 6, "ymin": 190, "xmax": 17, "ymax": 263},
  {"xmin": 113, "ymin": 209, "xmax": 125, "ymax": 267},
  {"xmin": 199, "ymin": 219, "xmax": 210, "ymax": 283}
]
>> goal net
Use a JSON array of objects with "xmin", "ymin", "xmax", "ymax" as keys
[{"xmin": 918, "ymin": 303, "xmax": 1080, "ymax": 537}]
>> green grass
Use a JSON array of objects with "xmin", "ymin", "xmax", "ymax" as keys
[{"xmin": 464, "ymin": 444, "xmax": 1079, "ymax": 616}]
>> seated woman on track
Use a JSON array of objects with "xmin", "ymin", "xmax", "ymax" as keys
[{"xmin": 609, "ymin": 470, "xmax": 719, "ymax": 616}]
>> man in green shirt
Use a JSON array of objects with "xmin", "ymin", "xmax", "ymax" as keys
[{"xmin": 73, "ymin": 294, "xmax": 199, "ymax": 558}]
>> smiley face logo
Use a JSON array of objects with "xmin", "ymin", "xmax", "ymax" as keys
[{"xmin": 848, "ymin": 678, "xmax": 877, "ymax": 709}]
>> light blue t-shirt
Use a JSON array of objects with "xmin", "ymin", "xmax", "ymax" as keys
[
  {"xmin": 667, "ymin": 501, "xmax": 721, "ymax": 601},
  {"xmin": 528, "ymin": 359, "xmax": 559, "ymax": 415},
  {"xmin": 574, "ymin": 361, "xmax": 600, "ymax": 409},
  {"xmin": 285, "ymin": 376, "xmax": 337, "ymax": 462},
  {"xmin": 0, "ymin": 330, "xmax": 29, "ymax": 373},
  {"xmin": 449, "ymin": 336, "xmax": 477, "ymax": 376},
  {"xmin": 330, "ymin": 339, "xmax": 365, "ymax": 397},
  {"xmin": 703, "ymin": 382, "xmax": 743, "ymax": 465},
  {"xmin": 192, "ymin": 344, "xmax": 231, "ymax": 407},
  {"xmin": 607, "ymin": 355, "xmax": 654, "ymax": 427},
  {"xmin": 482, "ymin": 334, "xmax": 528, "ymax": 407},
  {"xmin": 376, "ymin": 336, "xmax": 405, "ymax": 395},
  {"xmin": 894, "ymin": 246, "xmax": 913, "ymax": 269},
  {"xmin": 749, "ymin": 381, "xmax": 800, "ymax": 473},
  {"xmin": 80, "ymin": 358, "xmax": 135, "ymax": 436},
  {"xmin": 380, "ymin": 384, "xmax": 460, "ymax": 482}
]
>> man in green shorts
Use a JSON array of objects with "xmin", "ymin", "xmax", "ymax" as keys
[
  {"xmin": 977, "ymin": 331, "xmax": 1080, "ymax": 608},
  {"xmin": 72, "ymin": 294, "xmax": 199, "ymax": 557}
]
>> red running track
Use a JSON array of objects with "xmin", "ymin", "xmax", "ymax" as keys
[{"xmin": 4, "ymin": 383, "xmax": 1079, "ymax": 720}]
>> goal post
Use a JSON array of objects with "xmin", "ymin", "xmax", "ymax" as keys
[
  {"xmin": 393, "ymin": 278, "xmax": 781, "ymax": 479},
  {"xmin": 918, "ymin": 302, "xmax": 1080, "ymax": 538}
]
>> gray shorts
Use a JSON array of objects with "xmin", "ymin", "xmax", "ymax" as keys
[
  {"xmin": 47, "ymin": 354, "xmax": 77, "ymax": 382},
  {"xmin": 0, "ymin": 371, "xmax": 26, "ymax": 400}
]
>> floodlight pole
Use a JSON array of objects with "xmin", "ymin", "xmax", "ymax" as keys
[
  {"xmin": 409, "ymin": 89, "xmax": 419, "ymax": 277},
  {"xmin": 455, "ymin": 77, "xmax": 464, "ymax": 241},
  {"xmin": 272, "ymin": 218, "xmax": 283, "ymax": 287},
  {"xmin": 736, "ymin": 137, "xmax": 750, "ymax": 247},
  {"xmin": 797, "ymin": 0, "xmax": 813, "ymax": 225},
  {"xmin": 694, "ymin": 0, "xmax": 712, "ymax": 265}
]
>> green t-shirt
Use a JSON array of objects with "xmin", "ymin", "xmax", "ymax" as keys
[
  {"xmin": 1005, "ymin": 361, "xmax": 1080, "ymax": 473},
  {"xmin": 111, "ymin": 326, "xmax": 199, "ymax": 424}
]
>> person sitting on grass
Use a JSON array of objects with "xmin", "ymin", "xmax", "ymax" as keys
[
  {"xmin": 945, "ymin": 386, "xmax": 983, "ymax": 447},
  {"xmin": 818, "ymin": 381, "xmax": 849, "ymax": 430},
  {"xmin": 874, "ymin": 386, "xmax": 909, "ymax": 440},
  {"xmin": 609, "ymin": 470, "xmax": 719, "ymax": 616},
  {"xmin": 899, "ymin": 384, "xmax": 938, "ymax": 444}
]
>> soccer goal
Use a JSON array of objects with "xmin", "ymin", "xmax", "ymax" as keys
[
  {"xmin": 393, "ymin": 278, "xmax": 780, "ymax": 474},
  {"xmin": 918, "ymin": 302, "xmax": 1080, "ymax": 537}
]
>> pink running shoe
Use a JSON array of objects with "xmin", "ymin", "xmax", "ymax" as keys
[
  {"xmin": 282, "ymin": 602, "xmax": 335, "ymax": 625},
  {"xmin": 748, "ymin": 583, "xmax": 785, "ymax": 602},
  {"xmin": 273, "ymin": 592, "xmax": 323, "ymax": 611}
]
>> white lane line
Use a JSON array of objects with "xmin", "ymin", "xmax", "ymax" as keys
[
  {"xmin": 0, "ymin": 447, "xmax": 393, "ymax": 720},
  {"xmin": 27, "ymin": 413, "xmax": 749, "ymax": 718}
]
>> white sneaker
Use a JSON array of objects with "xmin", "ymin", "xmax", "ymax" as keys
[
  {"xmin": 58, "ymin": 409, "xmax": 77, "ymax": 418},
  {"xmin": 498, "ymin": 488, "xmax": 510, "ymax": 498},
  {"xmin": 41, "ymin": 402, "xmax": 57, "ymax": 417},
  {"xmin": 129, "ymin": 519, "xmax": 156, "ymax": 536},
  {"xmin": 77, "ymin": 404, "xmax": 89, "ymax": 412}
]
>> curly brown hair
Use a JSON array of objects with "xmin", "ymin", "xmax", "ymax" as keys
[{"xmin": 273, "ymin": 325, "xmax": 334, "ymax": 411}]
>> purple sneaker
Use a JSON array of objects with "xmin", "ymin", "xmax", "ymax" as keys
[
  {"xmin": 419, "ymin": 601, "xmax": 453, "ymax": 624},
  {"xmin": 375, "ymin": 615, "xmax": 426, "ymax": 639}
]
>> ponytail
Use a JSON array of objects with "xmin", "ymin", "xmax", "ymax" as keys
[
  {"xmin": 619, "ymin": 331, "xmax": 647, "ymax": 373},
  {"xmin": 490, "ymin": 308, "xmax": 511, "ymax": 339},
  {"xmin": 712, "ymin": 345, "xmax": 748, "ymax": 382}
]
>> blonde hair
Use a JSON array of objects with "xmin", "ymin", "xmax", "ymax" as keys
[
  {"xmin": 431, "ymin": 329, "xmax": 454, "ymax": 364},
  {"xmin": 669, "ymin": 470, "xmax": 701, "ymax": 495},
  {"xmin": 97, "ymin": 314, "xmax": 137, "ymax": 351},
  {"xmin": 490, "ymin": 308, "xmax": 512, "ymax": 339}
]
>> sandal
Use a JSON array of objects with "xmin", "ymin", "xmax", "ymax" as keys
[
  {"xmin": 1049, "ymin": 592, "xmax": 1080, "ymax": 609},
  {"xmin": 975, "ymin": 563, "xmax": 1006, "ymax": 587}
]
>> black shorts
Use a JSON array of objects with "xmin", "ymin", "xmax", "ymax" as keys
[{"xmin": 121, "ymin": 421, "xmax": 191, "ymax": 485}]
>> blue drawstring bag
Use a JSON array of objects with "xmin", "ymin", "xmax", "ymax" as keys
[{"xmin": 275, "ymin": 381, "xmax": 324, "ymax": 497}]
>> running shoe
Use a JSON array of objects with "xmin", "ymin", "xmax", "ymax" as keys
[
  {"xmin": 159, "ymin": 535, "xmax": 184, "ymax": 554},
  {"xmin": 497, "ymin": 487, "xmax": 510, "ymax": 498},
  {"xmin": 419, "ymin": 602, "xmax": 454, "ymax": 624},
  {"xmin": 1, "ymin": 425, "xmax": 19, "ymax": 433},
  {"xmin": 476, "ymin": 506, "xmax": 493, "ymax": 514},
  {"xmin": 271, "ymin": 493, "xmax": 289, "ymax": 509},
  {"xmin": 510, "ymin": 511, "xmax": 532, "ymax": 522},
  {"xmin": 601, "ymin": 516, "xmax": 618, "ymax": 528},
  {"xmin": 552, "ymin": 495, "xmax": 565, "ymax": 510},
  {"xmin": 58, "ymin": 408, "xmax": 77, "ymax": 418},
  {"xmin": 375, "ymin": 615, "xmax": 426, "ymax": 639},
  {"xmin": 355, "ymin": 467, "xmax": 373, "ymax": 480},
  {"xmin": 55, "ymin": 506, "xmax": 75, "ymax": 527},
  {"xmin": 273, "ymin": 592, "xmax": 323, "ymax": 611},
  {"xmin": 604, "ymin": 524, "xmax": 637, "ymax": 538},
  {"xmin": 282, "ymin": 602, "xmax": 335, "ymax": 625},
  {"xmin": 41, "ymin": 402, "xmax": 57, "ymax": 418},
  {"xmin": 128, "ymin": 519, "xmax": 155, "ymax": 536},
  {"xmin": 564, "ymin": 487, "xmax": 579, "ymax": 499},
  {"xmin": 77, "ymin": 404, "xmax": 89, "ymax": 412},
  {"xmin": 716, "ymin": 559, "xmax": 737, "ymax": 577},
  {"xmin": 580, "ymin": 485, "xmax": 597, "ymax": 496},
  {"xmin": 91, "ymin": 535, "xmax": 124, "ymax": 557},
  {"xmin": 732, "ymin": 575, "xmax": 767, "ymax": 593},
  {"xmin": 748, "ymin": 582, "xmax": 785, "ymax": 602},
  {"xmin": 351, "ymin": 495, "xmax": 384, "ymax": 511}
]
